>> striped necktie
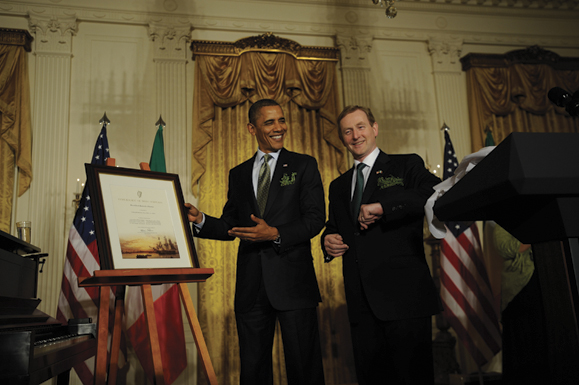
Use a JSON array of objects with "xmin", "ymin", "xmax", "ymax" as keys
[{"xmin": 257, "ymin": 154, "xmax": 272, "ymax": 217}]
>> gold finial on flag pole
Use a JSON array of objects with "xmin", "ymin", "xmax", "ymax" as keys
[
  {"xmin": 156, "ymin": 115, "xmax": 166, "ymax": 127},
  {"xmin": 440, "ymin": 122, "xmax": 450, "ymax": 131}
]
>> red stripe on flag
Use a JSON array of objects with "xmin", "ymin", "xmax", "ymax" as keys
[
  {"xmin": 440, "ymin": 266, "xmax": 501, "ymax": 354},
  {"xmin": 440, "ymin": 222, "xmax": 501, "ymax": 367},
  {"xmin": 442, "ymin": 236, "xmax": 501, "ymax": 337},
  {"xmin": 65, "ymin": 241, "xmax": 100, "ymax": 302},
  {"xmin": 59, "ymin": 273, "xmax": 90, "ymax": 320},
  {"xmin": 441, "ymin": 295, "xmax": 489, "ymax": 366},
  {"xmin": 456, "ymin": 228, "xmax": 492, "ymax": 290},
  {"xmin": 456, "ymin": 231, "xmax": 501, "ymax": 332}
]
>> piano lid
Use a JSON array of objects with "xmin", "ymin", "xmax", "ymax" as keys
[
  {"xmin": 0, "ymin": 229, "xmax": 40, "ymax": 255},
  {"xmin": 0, "ymin": 229, "xmax": 43, "ymax": 301}
]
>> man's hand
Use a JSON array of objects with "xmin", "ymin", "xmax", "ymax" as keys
[
  {"xmin": 358, "ymin": 202, "xmax": 383, "ymax": 230},
  {"xmin": 184, "ymin": 203, "xmax": 203, "ymax": 224},
  {"xmin": 324, "ymin": 233, "xmax": 349, "ymax": 258},
  {"xmin": 228, "ymin": 214, "xmax": 279, "ymax": 242}
]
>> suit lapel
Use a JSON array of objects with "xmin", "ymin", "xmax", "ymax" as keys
[
  {"xmin": 262, "ymin": 148, "xmax": 287, "ymax": 218},
  {"xmin": 243, "ymin": 153, "xmax": 260, "ymax": 215},
  {"xmin": 339, "ymin": 166, "xmax": 356, "ymax": 223},
  {"xmin": 362, "ymin": 151, "xmax": 390, "ymax": 204}
]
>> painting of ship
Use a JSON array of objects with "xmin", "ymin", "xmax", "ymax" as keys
[{"xmin": 154, "ymin": 236, "xmax": 178, "ymax": 255}]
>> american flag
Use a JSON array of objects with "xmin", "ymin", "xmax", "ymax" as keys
[
  {"xmin": 56, "ymin": 123, "xmax": 123, "ymax": 384},
  {"xmin": 439, "ymin": 130, "xmax": 501, "ymax": 367}
]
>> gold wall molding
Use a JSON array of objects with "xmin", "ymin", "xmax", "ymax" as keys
[
  {"xmin": 191, "ymin": 32, "xmax": 339, "ymax": 61},
  {"xmin": 461, "ymin": 45, "xmax": 579, "ymax": 71},
  {"xmin": 0, "ymin": 28, "xmax": 33, "ymax": 52}
]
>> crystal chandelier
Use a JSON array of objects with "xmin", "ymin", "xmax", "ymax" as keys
[{"xmin": 372, "ymin": 0, "xmax": 397, "ymax": 18}]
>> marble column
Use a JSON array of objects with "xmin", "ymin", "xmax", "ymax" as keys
[
  {"xmin": 428, "ymin": 36, "xmax": 472, "ymax": 159},
  {"xmin": 148, "ymin": 22, "xmax": 192, "ymax": 196},
  {"xmin": 336, "ymin": 34, "xmax": 373, "ymax": 108},
  {"xmin": 27, "ymin": 12, "xmax": 77, "ymax": 317}
]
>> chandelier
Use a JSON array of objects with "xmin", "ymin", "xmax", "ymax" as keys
[{"xmin": 372, "ymin": 0, "xmax": 397, "ymax": 18}]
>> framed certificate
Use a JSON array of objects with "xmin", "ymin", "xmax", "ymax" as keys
[{"xmin": 85, "ymin": 164, "xmax": 199, "ymax": 270}]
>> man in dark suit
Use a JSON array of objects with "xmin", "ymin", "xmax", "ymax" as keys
[
  {"xmin": 322, "ymin": 105, "xmax": 441, "ymax": 384},
  {"xmin": 185, "ymin": 99, "xmax": 325, "ymax": 385}
]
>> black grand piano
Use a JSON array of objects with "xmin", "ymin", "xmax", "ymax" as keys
[{"xmin": 0, "ymin": 229, "xmax": 97, "ymax": 385}]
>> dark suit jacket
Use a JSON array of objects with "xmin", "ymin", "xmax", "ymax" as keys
[
  {"xmin": 322, "ymin": 150, "xmax": 441, "ymax": 323},
  {"xmin": 197, "ymin": 148, "xmax": 325, "ymax": 313}
]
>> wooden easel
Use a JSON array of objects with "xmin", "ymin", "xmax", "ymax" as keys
[
  {"xmin": 79, "ymin": 269, "xmax": 217, "ymax": 385},
  {"xmin": 79, "ymin": 159, "xmax": 218, "ymax": 385}
]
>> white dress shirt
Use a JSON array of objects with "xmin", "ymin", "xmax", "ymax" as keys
[
  {"xmin": 350, "ymin": 147, "xmax": 380, "ymax": 200},
  {"xmin": 252, "ymin": 149, "xmax": 280, "ymax": 198},
  {"xmin": 195, "ymin": 148, "xmax": 281, "ymax": 229}
]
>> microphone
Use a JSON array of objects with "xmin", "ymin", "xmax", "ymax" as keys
[
  {"xmin": 548, "ymin": 87, "xmax": 579, "ymax": 117},
  {"xmin": 548, "ymin": 87, "xmax": 571, "ymax": 107}
]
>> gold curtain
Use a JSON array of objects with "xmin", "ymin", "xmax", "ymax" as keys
[
  {"xmin": 0, "ymin": 29, "xmax": 33, "ymax": 233},
  {"xmin": 462, "ymin": 46, "xmax": 579, "ymax": 150},
  {"xmin": 191, "ymin": 35, "xmax": 353, "ymax": 385}
]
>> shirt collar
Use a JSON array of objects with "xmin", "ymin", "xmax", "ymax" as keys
[
  {"xmin": 257, "ymin": 148, "xmax": 281, "ymax": 162},
  {"xmin": 353, "ymin": 147, "xmax": 380, "ymax": 170}
]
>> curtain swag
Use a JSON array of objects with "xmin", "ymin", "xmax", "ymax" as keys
[
  {"xmin": 190, "ymin": 33, "xmax": 346, "ymax": 195},
  {"xmin": 461, "ymin": 45, "xmax": 579, "ymax": 150}
]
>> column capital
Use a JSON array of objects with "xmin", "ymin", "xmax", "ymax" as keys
[
  {"xmin": 336, "ymin": 34, "xmax": 373, "ymax": 69},
  {"xmin": 428, "ymin": 36, "xmax": 463, "ymax": 73},
  {"xmin": 27, "ymin": 12, "xmax": 77, "ymax": 54},
  {"xmin": 148, "ymin": 22, "xmax": 192, "ymax": 60}
]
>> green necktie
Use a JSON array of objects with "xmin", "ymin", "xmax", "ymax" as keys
[
  {"xmin": 351, "ymin": 163, "xmax": 367, "ymax": 220},
  {"xmin": 257, "ymin": 154, "xmax": 272, "ymax": 217}
]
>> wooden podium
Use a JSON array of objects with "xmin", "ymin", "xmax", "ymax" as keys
[
  {"xmin": 434, "ymin": 132, "xmax": 579, "ymax": 384},
  {"xmin": 79, "ymin": 268, "xmax": 217, "ymax": 385}
]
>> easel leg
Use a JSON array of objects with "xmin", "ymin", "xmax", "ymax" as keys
[
  {"xmin": 95, "ymin": 285, "xmax": 110, "ymax": 385},
  {"xmin": 142, "ymin": 284, "xmax": 166, "ymax": 385},
  {"xmin": 108, "ymin": 286, "xmax": 125, "ymax": 385},
  {"xmin": 178, "ymin": 282, "xmax": 218, "ymax": 385}
]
